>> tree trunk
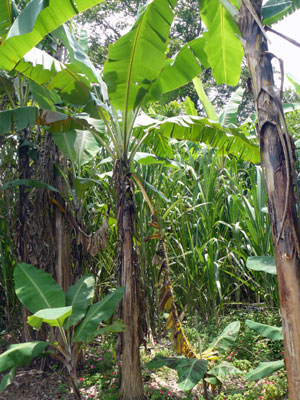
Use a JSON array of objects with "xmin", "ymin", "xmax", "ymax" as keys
[
  {"xmin": 113, "ymin": 159, "xmax": 144, "ymax": 400},
  {"xmin": 238, "ymin": 2, "xmax": 300, "ymax": 398}
]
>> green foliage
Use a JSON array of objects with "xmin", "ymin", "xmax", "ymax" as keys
[
  {"xmin": 64, "ymin": 274, "xmax": 95, "ymax": 329},
  {"xmin": 146, "ymin": 321, "xmax": 240, "ymax": 391},
  {"xmin": 73, "ymin": 289, "xmax": 125, "ymax": 343},
  {"xmin": 262, "ymin": 0, "xmax": 294, "ymax": 24},
  {"xmin": 0, "ymin": 0, "xmax": 106, "ymax": 71},
  {"xmin": 135, "ymin": 114, "xmax": 260, "ymax": 163},
  {"xmin": 146, "ymin": 356, "xmax": 208, "ymax": 391},
  {"xmin": 1, "ymin": 178, "xmax": 59, "ymax": 192},
  {"xmin": 103, "ymin": 0, "xmax": 177, "ymax": 111},
  {"xmin": 0, "ymin": 341, "xmax": 48, "ymax": 391},
  {"xmin": 246, "ymin": 360, "xmax": 285, "ymax": 381},
  {"xmin": 14, "ymin": 263, "xmax": 65, "ymax": 313},
  {"xmin": 208, "ymin": 321, "xmax": 241, "ymax": 354},
  {"xmin": 199, "ymin": 0, "xmax": 244, "ymax": 85},
  {"xmin": 262, "ymin": 0, "xmax": 300, "ymax": 24},
  {"xmin": 246, "ymin": 320, "xmax": 282, "ymax": 341},
  {"xmin": 0, "ymin": 263, "xmax": 124, "ymax": 393},
  {"xmin": 0, "ymin": 1, "xmax": 14, "ymax": 39},
  {"xmin": 0, "ymin": 341, "xmax": 48, "ymax": 373},
  {"xmin": 246, "ymin": 257, "xmax": 277, "ymax": 275},
  {"xmin": 244, "ymin": 318, "xmax": 284, "ymax": 380},
  {"xmin": 27, "ymin": 306, "xmax": 73, "ymax": 329},
  {"xmin": 52, "ymin": 130, "xmax": 102, "ymax": 169},
  {"xmin": 207, "ymin": 361, "xmax": 242, "ymax": 384},
  {"xmin": 216, "ymin": 371, "xmax": 287, "ymax": 399}
]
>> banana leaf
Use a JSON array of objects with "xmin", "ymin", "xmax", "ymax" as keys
[
  {"xmin": 207, "ymin": 321, "xmax": 240, "ymax": 354},
  {"xmin": 0, "ymin": 341, "xmax": 48, "ymax": 373},
  {"xmin": 73, "ymin": 287, "xmax": 124, "ymax": 343},
  {"xmin": 28, "ymin": 306, "xmax": 72, "ymax": 330},
  {"xmin": 134, "ymin": 115, "xmax": 260, "ymax": 164},
  {"xmin": 0, "ymin": 106, "xmax": 68, "ymax": 135},
  {"xmin": 219, "ymin": 87, "xmax": 244, "ymax": 127},
  {"xmin": 16, "ymin": 47, "xmax": 91, "ymax": 105},
  {"xmin": 14, "ymin": 263, "xmax": 65, "ymax": 313},
  {"xmin": 0, "ymin": 0, "xmax": 13, "ymax": 40},
  {"xmin": 207, "ymin": 361, "xmax": 242, "ymax": 383},
  {"xmin": 262, "ymin": 0, "xmax": 299, "ymax": 25},
  {"xmin": 103, "ymin": 0, "xmax": 177, "ymax": 111},
  {"xmin": 146, "ymin": 355, "xmax": 208, "ymax": 391},
  {"xmin": 0, "ymin": 0, "xmax": 105, "ymax": 71},
  {"xmin": 199, "ymin": 0, "xmax": 244, "ymax": 85},
  {"xmin": 52, "ymin": 129, "xmax": 101, "ymax": 167},
  {"xmin": 246, "ymin": 360, "xmax": 285, "ymax": 381},
  {"xmin": 246, "ymin": 320, "xmax": 283, "ymax": 341},
  {"xmin": 246, "ymin": 256, "xmax": 277, "ymax": 275},
  {"xmin": 64, "ymin": 274, "xmax": 95, "ymax": 329}
]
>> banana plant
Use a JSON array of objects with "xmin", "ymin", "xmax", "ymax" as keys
[
  {"xmin": 0, "ymin": 263, "xmax": 124, "ymax": 399},
  {"xmin": 146, "ymin": 321, "xmax": 241, "ymax": 396}
]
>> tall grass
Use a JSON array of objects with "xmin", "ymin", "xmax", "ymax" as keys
[{"xmin": 135, "ymin": 141, "xmax": 276, "ymax": 322}]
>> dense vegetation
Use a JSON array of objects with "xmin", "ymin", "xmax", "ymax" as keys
[{"xmin": 1, "ymin": 0, "xmax": 300, "ymax": 399}]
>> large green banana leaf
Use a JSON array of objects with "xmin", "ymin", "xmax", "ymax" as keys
[
  {"xmin": 0, "ymin": 341, "xmax": 48, "ymax": 392},
  {"xmin": 207, "ymin": 321, "xmax": 240, "ymax": 354},
  {"xmin": 0, "ymin": 106, "xmax": 37, "ymax": 134},
  {"xmin": 199, "ymin": 0, "xmax": 244, "ymax": 85},
  {"xmin": 0, "ymin": 341, "xmax": 48, "ymax": 373},
  {"xmin": 64, "ymin": 274, "xmax": 95, "ymax": 329},
  {"xmin": 134, "ymin": 115, "xmax": 260, "ymax": 163},
  {"xmin": 16, "ymin": 47, "xmax": 91, "ymax": 105},
  {"xmin": 0, "ymin": 0, "xmax": 105, "ymax": 71},
  {"xmin": 14, "ymin": 263, "xmax": 65, "ymax": 313},
  {"xmin": 147, "ymin": 36, "xmax": 209, "ymax": 102},
  {"xmin": 52, "ymin": 129, "xmax": 102, "ymax": 167},
  {"xmin": 262, "ymin": 0, "xmax": 300, "ymax": 25},
  {"xmin": 246, "ymin": 320, "xmax": 283, "ymax": 341},
  {"xmin": 146, "ymin": 355, "xmax": 208, "ymax": 391},
  {"xmin": 73, "ymin": 287, "xmax": 124, "ymax": 343},
  {"xmin": 53, "ymin": 25, "xmax": 101, "ymax": 85},
  {"xmin": 103, "ymin": 0, "xmax": 177, "ymax": 112},
  {"xmin": 16, "ymin": 47, "xmax": 64, "ymax": 85},
  {"xmin": 29, "ymin": 80, "xmax": 62, "ymax": 111},
  {"xmin": 246, "ymin": 360, "xmax": 285, "ymax": 380},
  {"xmin": 28, "ymin": 306, "xmax": 72, "ymax": 330}
]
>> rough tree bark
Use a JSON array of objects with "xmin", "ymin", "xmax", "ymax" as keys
[
  {"xmin": 113, "ymin": 159, "xmax": 144, "ymax": 400},
  {"xmin": 238, "ymin": 1, "xmax": 300, "ymax": 398}
]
